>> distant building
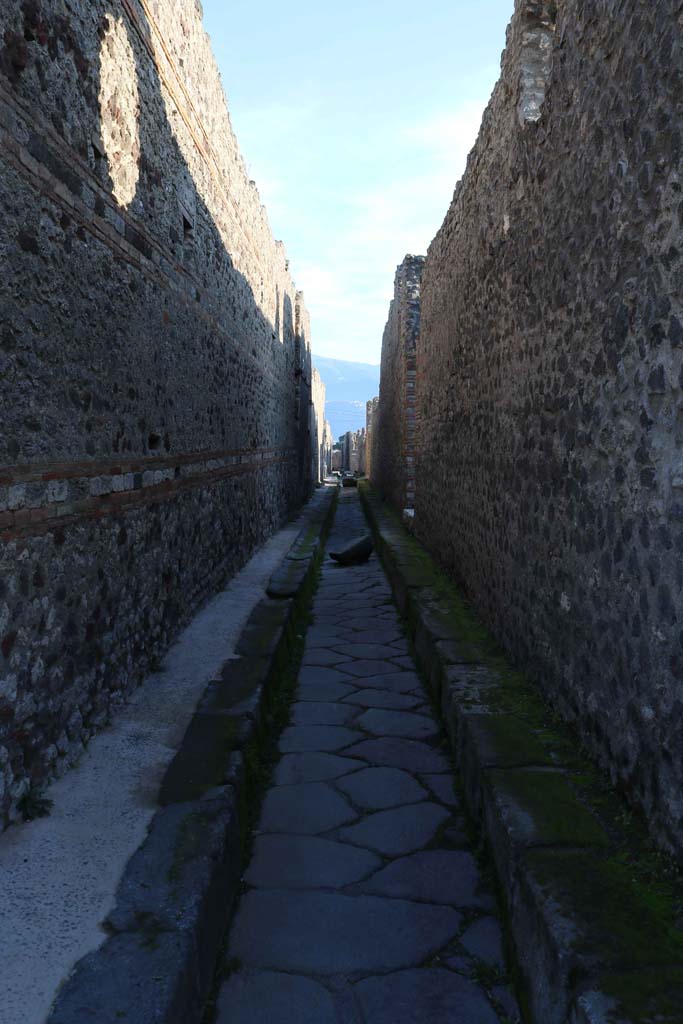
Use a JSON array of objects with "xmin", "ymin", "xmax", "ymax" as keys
[
  {"xmin": 321, "ymin": 420, "xmax": 334, "ymax": 478},
  {"xmin": 310, "ymin": 368, "xmax": 326, "ymax": 485},
  {"xmin": 344, "ymin": 428, "xmax": 367, "ymax": 474},
  {"xmin": 366, "ymin": 396, "xmax": 379, "ymax": 479},
  {"xmin": 331, "ymin": 448, "xmax": 343, "ymax": 471}
]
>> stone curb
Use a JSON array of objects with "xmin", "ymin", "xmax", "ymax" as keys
[
  {"xmin": 359, "ymin": 483, "xmax": 683, "ymax": 1024},
  {"xmin": 47, "ymin": 487, "xmax": 337, "ymax": 1024}
]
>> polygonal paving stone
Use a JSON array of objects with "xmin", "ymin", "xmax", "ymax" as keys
[
  {"xmin": 279, "ymin": 725, "xmax": 362, "ymax": 754},
  {"xmin": 317, "ymin": 600, "xmax": 386, "ymax": 614},
  {"xmin": 338, "ymin": 802, "xmax": 449, "ymax": 856},
  {"xmin": 336, "ymin": 767, "xmax": 427, "ymax": 810},
  {"xmin": 302, "ymin": 650, "xmax": 353, "ymax": 667},
  {"xmin": 389, "ymin": 641, "xmax": 411, "ymax": 654},
  {"xmin": 343, "ymin": 660, "xmax": 412, "ymax": 679},
  {"xmin": 296, "ymin": 682, "xmax": 356, "ymax": 702},
  {"xmin": 306, "ymin": 634, "xmax": 348, "ymax": 650},
  {"xmin": 328, "ymin": 594, "xmax": 389, "ymax": 606},
  {"xmin": 275, "ymin": 753, "xmax": 365, "ymax": 785},
  {"xmin": 351, "ymin": 671, "xmax": 421, "ymax": 693},
  {"xmin": 445, "ymin": 953, "xmax": 475, "ymax": 974},
  {"xmin": 441, "ymin": 819, "xmax": 475, "ymax": 849},
  {"xmin": 349, "ymin": 629, "xmax": 403, "ymax": 645},
  {"xmin": 346, "ymin": 617, "xmax": 390, "ymax": 631},
  {"xmin": 217, "ymin": 969, "xmax": 337, "ymax": 1024},
  {"xmin": 342, "ymin": 689, "xmax": 422, "ymax": 711},
  {"xmin": 423, "ymin": 774, "xmax": 460, "ymax": 807},
  {"xmin": 332, "ymin": 643, "xmax": 401, "ymax": 660},
  {"xmin": 354, "ymin": 969, "xmax": 499, "ymax": 1024},
  {"xmin": 460, "ymin": 917, "xmax": 505, "ymax": 966},
  {"xmin": 298, "ymin": 666, "xmax": 354, "ymax": 687},
  {"xmin": 343, "ymin": 738, "xmax": 450, "ymax": 773},
  {"xmin": 312, "ymin": 607, "xmax": 355, "ymax": 620},
  {"xmin": 357, "ymin": 708, "xmax": 440, "ymax": 741},
  {"xmin": 491, "ymin": 985, "xmax": 522, "ymax": 1022},
  {"xmin": 259, "ymin": 782, "xmax": 357, "ymax": 834},
  {"xmin": 360, "ymin": 850, "xmax": 491, "ymax": 907},
  {"xmin": 246, "ymin": 835, "xmax": 381, "ymax": 889},
  {"xmin": 291, "ymin": 702, "xmax": 357, "ymax": 726},
  {"xmin": 391, "ymin": 656, "xmax": 414, "ymax": 670},
  {"xmin": 230, "ymin": 890, "xmax": 461, "ymax": 974}
]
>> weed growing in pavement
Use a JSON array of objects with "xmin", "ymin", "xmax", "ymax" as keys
[{"xmin": 18, "ymin": 788, "xmax": 53, "ymax": 821}]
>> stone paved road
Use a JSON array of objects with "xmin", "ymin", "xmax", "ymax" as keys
[{"xmin": 217, "ymin": 490, "xmax": 521, "ymax": 1023}]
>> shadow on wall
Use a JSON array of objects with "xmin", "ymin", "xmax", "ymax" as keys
[{"xmin": 0, "ymin": 0, "xmax": 312, "ymax": 824}]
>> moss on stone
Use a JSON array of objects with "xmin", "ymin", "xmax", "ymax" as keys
[
  {"xmin": 134, "ymin": 911, "xmax": 172, "ymax": 951},
  {"xmin": 360, "ymin": 480, "xmax": 683, "ymax": 1006},
  {"xmin": 466, "ymin": 714, "xmax": 557, "ymax": 768},
  {"xmin": 160, "ymin": 713, "xmax": 243, "ymax": 804},
  {"xmin": 168, "ymin": 810, "xmax": 214, "ymax": 884},
  {"xmin": 593, "ymin": 966, "xmax": 683, "ymax": 1022},
  {"xmin": 487, "ymin": 768, "xmax": 610, "ymax": 848},
  {"xmin": 526, "ymin": 848, "xmax": 683, "ymax": 968}
]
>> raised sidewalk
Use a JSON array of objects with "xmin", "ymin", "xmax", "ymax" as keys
[
  {"xmin": 360, "ymin": 482, "xmax": 683, "ymax": 1024},
  {"xmin": 1, "ymin": 487, "xmax": 334, "ymax": 1024}
]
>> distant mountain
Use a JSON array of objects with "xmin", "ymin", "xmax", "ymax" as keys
[{"xmin": 313, "ymin": 356, "xmax": 380, "ymax": 439}]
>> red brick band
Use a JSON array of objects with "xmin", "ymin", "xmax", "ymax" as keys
[
  {"xmin": 0, "ymin": 445, "xmax": 283, "ymax": 486},
  {"xmin": 0, "ymin": 449, "xmax": 292, "ymax": 542}
]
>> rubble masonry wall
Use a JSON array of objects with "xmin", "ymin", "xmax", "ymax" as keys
[
  {"xmin": 0, "ymin": 0, "xmax": 312, "ymax": 824},
  {"xmin": 416, "ymin": 0, "xmax": 683, "ymax": 854}
]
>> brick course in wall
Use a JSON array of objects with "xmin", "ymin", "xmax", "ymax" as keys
[
  {"xmin": 416, "ymin": 0, "xmax": 683, "ymax": 856},
  {"xmin": 0, "ymin": 0, "xmax": 314, "ymax": 824}
]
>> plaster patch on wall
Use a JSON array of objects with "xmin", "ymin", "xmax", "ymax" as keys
[
  {"xmin": 98, "ymin": 16, "xmax": 140, "ymax": 207},
  {"xmin": 517, "ymin": 4, "xmax": 556, "ymax": 126}
]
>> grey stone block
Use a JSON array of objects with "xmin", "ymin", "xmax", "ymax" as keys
[
  {"xmin": 301, "ymin": 649, "xmax": 353, "ymax": 667},
  {"xmin": 49, "ymin": 931, "xmax": 199, "ymax": 1024},
  {"xmin": 229, "ymin": 890, "xmax": 461, "ymax": 973},
  {"xmin": 217, "ymin": 970, "xmax": 337, "ymax": 1024},
  {"xmin": 328, "ymin": 534, "xmax": 373, "ymax": 565},
  {"xmin": 296, "ymin": 681, "xmax": 357, "ymax": 702},
  {"xmin": 331, "ymin": 642, "xmax": 401, "ymax": 659},
  {"xmin": 245, "ymin": 835, "xmax": 381, "ymax": 889},
  {"xmin": 460, "ymin": 917, "xmax": 505, "ymax": 966},
  {"xmin": 336, "ymin": 767, "xmax": 427, "ymax": 810},
  {"xmin": 348, "ymin": 629, "xmax": 404, "ymax": 645},
  {"xmin": 290, "ymin": 701, "xmax": 357, "ymax": 726},
  {"xmin": 297, "ymin": 666, "xmax": 354, "ymax": 687},
  {"xmin": 338, "ymin": 802, "xmax": 449, "ymax": 856},
  {"xmin": 423, "ymin": 773, "xmax": 460, "ymax": 807},
  {"xmin": 361, "ymin": 849, "xmax": 491, "ymax": 909},
  {"xmin": 278, "ymin": 724, "xmax": 362, "ymax": 754},
  {"xmin": 266, "ymin": 561, "xmax": 309, "ymax": 599},
  {"xmin": 348, "ymin": 670, "xmax": 421, "ymax": 693},
  {"xmin": 343, "ymin": 659, "xmax": 406, "ymax": 678},
  {"xmin": 108, "ymin": 793, "xmax": 239, "ymax": 935},
  {"xmin": 258, "ymin": 782, "xmax": 357, "ymax": 835},
  {"xmin": 343, "ymin": 737, "xmax": 450, "ymax": 773},
  {"xmin": 50, "ymin": 792, "xmax": 242, "ymax": 1023},
  {"xmin": 354, "ymin": 968, "xmax": 499, "ymax": 1024},
  {"xmin": 274, "ymin": 753, "xmax": 365, "ymax": 785},
  {"xmin": 356, "ymin": 708, "xmax": 440, "ymax": 741},
  {"xmin": 342, "ymin": 688, "xmax": 422, "ymax": 710}
]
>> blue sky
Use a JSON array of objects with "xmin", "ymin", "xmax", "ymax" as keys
[{"xmin": 202, "ymin": 1, "xmax": 514, "ymax": 364}]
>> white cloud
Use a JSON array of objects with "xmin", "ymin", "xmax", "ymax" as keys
[
  {"xmin": 229, "ymin": 94, "xmax": 489, "ymax": 363},
  {"xmin": 403, "ymin": 101, "xmax": 486, "ymax": 163},
  {"xmin": 304, "ymin": 99, "xmax": 487, "ymax": 361}
]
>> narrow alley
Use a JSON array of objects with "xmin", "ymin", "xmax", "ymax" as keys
[
  {"xmin": 3, "ymin": 2, "xmax": 683, "ymax": 1021},
  {"xmin": 216, "ymin": 489, "xmax": 519, "ymax": 1023}
]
